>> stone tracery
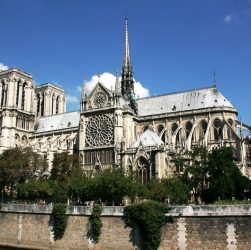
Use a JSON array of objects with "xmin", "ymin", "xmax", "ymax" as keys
[{"xmin": 85, "ymin": 114, "xmax": 114, "ymax": 147}]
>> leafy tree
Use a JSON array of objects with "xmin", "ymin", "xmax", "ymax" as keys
[
  {"xmin": 50, "ymin": 152, "xmax": 81, "ymax": 189},
  {"xmin": 206, "ymin": 147, "xmax": 250, "ymax": 202},
  {"xmin": 162, "ymin": 177, "xmax": 189, "ymax": 205},
  {"xmin": 183, "ymin": 147, "xmax": 210, "ymax": 204},
  {"xmin": 91, "ymin": 169, "xmax": 129, "ymax": 205},
  {"xmin": 145, "ymin": 177, "xmax": 189, "ymax": 205},
  {"xmin": 0, "ymin": 147, "xmax": 48, "ymax": 197}
]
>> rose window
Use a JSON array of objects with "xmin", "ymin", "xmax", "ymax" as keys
[
  {"xmin": 93, "ymin": 92, "xmax": 107, "ymax": 108},
  {"xmin": 85, "ymin": 114, "xmax": 114, "ymax": 146}
]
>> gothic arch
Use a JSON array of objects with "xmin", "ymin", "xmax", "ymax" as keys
[
  {"xmin": 15, "ymin": 134, "xmax": 20, "ymax": 147},
  {"xmin": 213, "ymin": 118, "xmax": 223, "ymax": 141},
  {"xmin": 56, "ymin": 95, "xmax": 60, "ymax": 114},
  {"xmin": 200, "ymin": 120, "xmax": 208, "ymax": 140},
  {"xmin": 136, "ymin": 156, "xmax": 150, "ymax": 184},
  {"xmin": 21, "ymin": 135, "xmax": 28, "ymax": 147},
  {"xmin": 185, "ymin": 121, "xmax": 193, "ymax": 139},
  {"xmin": 21, "ymin": 82, "xmax": 27, "ymax": 110},
  {"xmin": 171, "ymin": 123, "xmax": 180, "ymax": 144},
  {"xmin": 227, "ymin": 118, "xmax": 234, "ymax": 140}
]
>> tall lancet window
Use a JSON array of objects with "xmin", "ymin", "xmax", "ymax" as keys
[
  {"xmin": 41, "ymin": 93, "xmax": 44, "ymax": 116},
  {"xmin": 36, "ymin": 94, "xmax": 40, "ymax": 116},
  {"xmin": 214, "ymin": 119, "xmax": 223, "ymax": 141},
  {"xmin": 1, "ymin": 82, "xmax": 5, "ymax": 107},
  {"xmin": 56, "ymin": 96, "xmax": 59, "ymax": 114},
  {"xmin": 16, "ymin": 81, "xmax": 20, "ymax": 106},
  {"xmin": 21, "ymin": 83, "xmax": 26, "ymax": 110}
]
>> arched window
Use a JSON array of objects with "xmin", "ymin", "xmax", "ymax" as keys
[
  {"xmin": 16, "ymin": 81, "xmax": 21, "ymax": 106},
  {"xmin": 185, "ymin": 121, "xmax": 193, "ymax": 138},
  {"xmin": 157, "ymin": 124, "xmax": 164, "ymax": 135},
  {"xmin": 214, "ymin": 119, "xmax": 223, "ymax": 141},
  {"xmin": 56, "ymin": 96, "xmax": 59, "ymax": 114},
  {"xmin": 200, "ymin": 120, "xmax": 208, "ymax": 140},
  {"xmin": 227, "ymin": 119, "xmax": 234, "ymax": 140},
  {"xmin": 22, "ymin": 136, "xmax": 28, "ymax": 146},
  {"xmin": 36, "ymin": 94, "xmax": 40, "ymax": 116},
  {"xmin": 137, "ymin": 157, "xmax": 150, "ymax": 184},
  {"xmin": 41, "ymin": 93, "xmax": 44, "ymax": 116},
  {"xmin": 172, "ymin": 123, "xmax": 180, "ymax": 143},
  {"xmin": 1, "ymin": 82, "xmax": 5, "ymax": 107},
  {"xmin": 21, "ymin": 83, "xmax": 27, "ymax": 110},
  {"xmin": 15, "ymin": 134, "xmax": 20, "ymax": 147}
]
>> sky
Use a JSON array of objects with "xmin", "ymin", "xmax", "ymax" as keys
[{"xmin": 0, "ymin": 0, "xmax": 250, "ymax": 124}]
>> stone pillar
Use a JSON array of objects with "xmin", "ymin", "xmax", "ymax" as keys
[
  {"xmin": 52, "ymin": 96, "xmax": 56, "ymax": 115},
  {"xmin": 177, "ymin": 217, "xmax": 187, "ymax": 250},
  {"xmin": 24, "ymin": 85, "xmax": 29, "ymax": 111},
  {"xmin": 226, "ymin": 223, "xmax": 237, "ymax": 249}
]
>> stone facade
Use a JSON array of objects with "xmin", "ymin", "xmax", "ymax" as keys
[{"xmin": 0, "ymin": 18, "xmax": 250, "ymax": 177}]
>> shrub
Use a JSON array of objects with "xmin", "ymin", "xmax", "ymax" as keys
[
  {"xmin": 124, "ymin": 201, "xmax": 173, "ymax": 250},
  {"xmin": 88, "ymin": 204, "xmax": 102, "ymax": 243},
  {"xmin": 51, "ymin": 203, "xmax": 68, "ymax": 240}
]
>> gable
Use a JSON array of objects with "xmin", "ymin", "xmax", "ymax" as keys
[{"xmin": 86, "ymin": 82, "xmax": 113, "ymax": 110}]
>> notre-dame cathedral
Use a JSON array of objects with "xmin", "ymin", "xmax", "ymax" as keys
[{"xmin": 0, "ymin": 18, "xmax": 250, "ymax": 181}]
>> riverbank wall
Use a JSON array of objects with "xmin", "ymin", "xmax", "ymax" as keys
[{"xmin": 1, "ymin": 205, "xmax": 251, "ymax": 249}]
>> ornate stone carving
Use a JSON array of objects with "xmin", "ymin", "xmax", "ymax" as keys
[
  {"xmin": 85, "ymin": 114, "xmax": 114, "ymax": 146},
  {"xmin": 93, "ymin": 91, "xmax": 107, "ymax": 108}
]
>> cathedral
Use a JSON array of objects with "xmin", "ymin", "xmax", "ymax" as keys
[{"xmin": 0, "ymin": 18, "xmax": 250, "ymax": 181}]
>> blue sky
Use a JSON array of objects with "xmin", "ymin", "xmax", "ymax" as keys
[{"xmin": 0, "ymin": 0, "xmax": 250, "ymax": 124}]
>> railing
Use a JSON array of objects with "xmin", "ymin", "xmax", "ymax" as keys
[
  {"xmin": 0, "ymin": 204, "xmax": 124, "ymax": 216},
  {"xmin": 168, "ymin": 205, "xmax": 251, "ymax": 216},
  {"xmin": 2, "ymin": 204, "xmax": 251, "ymax": 216},
  {"xmin": 1, "ymin": 203, "xmax": 53, "ymax": 214}
]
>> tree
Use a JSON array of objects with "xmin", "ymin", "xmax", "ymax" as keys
[
  {"xmin": 183, "ymin": 147, "xmax": 210, "ymax": 204},
  {"xmin": 0, "ymin": 147, "xmax": 48, "ymax": 197},
  {"xmin": 206, "ymin": 147, "xmax": 250, "ymax": 202},
  {"xmin": 50, "ymin": 152, "xmax": 81, "ymax": 188}
]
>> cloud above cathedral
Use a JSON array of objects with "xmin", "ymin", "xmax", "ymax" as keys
[
  {"xmin": 0, "ymin": 63, "xmax": 8, "ymax": 71},
  {"xmin": 85, "ymin": 72, "xmax": 150, "ymax": 98}
]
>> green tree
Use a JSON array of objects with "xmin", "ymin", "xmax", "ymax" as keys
[
  {"xmin": 50, "ymin": 152, "xmax": 81, "ymax": 188},
  {"xmin": 206, "ymin": 147, "xmax": 250, "ymax": 202},
  {"xmin": 0, "ymin": 147, "xmax": 48, "ymax": 197},
  {"xmin": 183, "ymin": 147, "xmax": 209, "ymax": 204}
]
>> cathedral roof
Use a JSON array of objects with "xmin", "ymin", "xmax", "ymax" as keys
[
  {"xmin": 136, "ymin": 86, "xmax": 235, "ymax": 117},
  {"xmin": 34, "ymin": 111, "xmax": 80, "ymax": 133},
  {"xmin": 131, "ymin": 129, "xmax": 164, "ymax": 148}
]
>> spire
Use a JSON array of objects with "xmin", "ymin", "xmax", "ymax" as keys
[
  {"xmin": 114, "ymin": 69, "xmax": 121, "ymax": 96},
  {"xmin": 123, "ymin": 17, "xmax": 131, "ymax": 69},
  {"xmin": 121, "ymin": 17, "xmax": 135, "ymax": 102}
]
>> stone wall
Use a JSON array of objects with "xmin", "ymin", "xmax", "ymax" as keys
[{"xmin": 1, "ymin": 209, "xmax": 251, "ymax": 249}]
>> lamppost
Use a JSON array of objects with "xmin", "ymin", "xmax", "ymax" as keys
[{"xmin": 1, "ymin": 189, "xmax": 3, "ymax": 204}]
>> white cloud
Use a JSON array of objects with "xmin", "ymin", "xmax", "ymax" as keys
[
  {"xmin": 0, "ymin": 63, "xmax": 8, "ymax": 71},
  {"xmin": 86, "ymin": 72, "xmax": 150, "ymax": 98},
  {"xmin": 76, "ymin": 85, "xmax": 82, "ymax": 93},
  {"xmin": 224, "ymin": 15, "xmax": 232, "ymax": 24},
  {"xmin": 65, "ymin": 94, "xmax": 78, "ymax": 103}
]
